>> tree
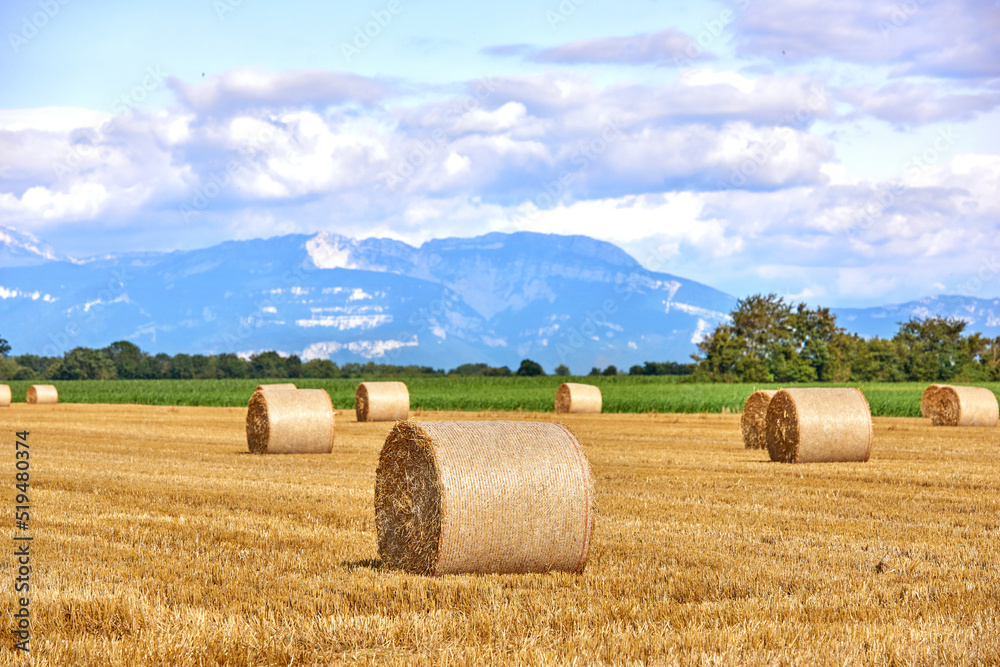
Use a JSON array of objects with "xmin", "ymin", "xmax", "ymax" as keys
[
  {"xmin": 602, "ymin": 365, "xmax": 619, "ymax": 376},
  {"xmin": 515, "ymin": 359, "xmax": 545, "ymax": 376},
  {"xmin": 103, "ymin": 341, "xmax": 145, "ymax": 379},
  {"xmin": 893, "ymin": 317, "xmax": 967, "ymax": 381},
  {"xmin": 694, "ymin": 294, "xmax": 849, "ymax": 382},
  {"xmin": 0, "ymin": 336, "xmax": 10, "ymax": 357},
  {"xmin": 629, "ymin": 365, "xmax": 644, "ymax": 375},
  {"xmin": 554, "ymin": 364, "xmax": 570, "ymax": 376},
  {"xmin": 168, "ymin": 353, "xmax": 195, "ymax": 379},
  {"xmin": 450, "ymin": 363, "xmax": 490, "ymax": 376},
  {"xmin": 250, "ymin": 351, "xmax": 286, "ymax": 378},
  {"xmin": 56, "ymin": 347, "xmax": 117, "ymax": 380},
  {"xmin": 216, "ymin": 353, "xmax": 248, "ymax": 378},
  {"xmin": 302, "ymin": 359, "xmax": 338, "ymax": 378}
]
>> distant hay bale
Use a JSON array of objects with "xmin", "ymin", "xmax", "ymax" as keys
[
  {"xmin": 766, "ymin": 388, "xmax": 873, "ymax": 463},
  {"xmin": 555, "ymin": 383, "xmax": 602, "ymax": 414},
  {"xmin": 0, "ymin": 385, "xmax": 10, "ymax": 407},
  {"xmin": 741, "ymin": 390, "xmax": 777, "ymax": 449},
  {"xmin": 246, "ymin": 388, "xmax": 334, "ymax": 454},
  {"xmin": 375, "ymin": 420, "xmax": 595, "ymax": 576},
  {"xmin": 923, "ymin": 385, "xmax": 999, "ymax": 427},
  {"xmin": 355, "ymin": 381, "xmax": 409, "ymax": 422},
  {"xmin": 27, "ymin": 384, "xmax": 58, "ymax": 405},
  {"xmin": 255, "ymin": 383, "xmax": 297, "ymax": 393}
]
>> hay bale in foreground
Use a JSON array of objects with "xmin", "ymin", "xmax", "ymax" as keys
[
  {"xmin": 741, "ymin": 390, "xmax": 776, "ymax": 449},
  {"xmin": 375, "ymin": 421, "xmax": 595, "ymax": 576},
  {"xmin": 27, "ymin": 385, "xmax": 58, "ymax": 405},
  {"xmin": 923, "ymin": 385, "xmax": 999, "ymax": 427},
  {"xmin": 355, "ymin": 381, "xmax": 409, "ymax": 422},
  {"xmin": 0, "ymin": 385, "xmax": 10, "ymax": 407},
  {"xmin": 555, "ymin": 383, "xmax": 602, "ymax": 414},
  {"xmin": 255, "ymin": 383, "xmax": 297, "ymax": 393},
  {"xmin": 766, "ymin": 388, "xmax": 872, "ymax": 463},
  {"xmin": 246, "ymin": 388, "xmax": 334, "ymax": 454}
]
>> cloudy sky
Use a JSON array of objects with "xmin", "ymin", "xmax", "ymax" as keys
[{"xmin": 1, "ymin": 0, "xmax": 998, "ymax": 307}]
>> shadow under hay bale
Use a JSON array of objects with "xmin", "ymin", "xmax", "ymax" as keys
[
  {"xmin": 27, "ymin": 384, "xmax": 58, "ymax": 404},
  {"xmin": 922, "ymin": 384, "xmax": 999, "ymax": 427},
  {"xmin": 555, "ymin": 382, "xmax": 602, "ymax": 414},
  {"xmin": 766, "ymin": 388, "xmax": 873, "ymax": 463},
  {"xmin": 355, "ymin": 381, "xmax": 409, "ymax": 422},
  {"xmin": 375, "ymin": 420, "xmax": 594, "ymax": 576},
  {"xmin": 246, "ymin": 388, "xmax": 335, "ymax": 454},
  {"xmin": 741, "ymin": 390, "xmax": 776, "ymax": 449}
]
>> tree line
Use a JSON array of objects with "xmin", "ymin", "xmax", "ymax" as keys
[
  {"xmin": 0, "ymin": 338, "xmax": 697, "ymax": 382},
  {"xmin": 692, "ymin": 294, "xmax": 1000, "ymax": 382}
]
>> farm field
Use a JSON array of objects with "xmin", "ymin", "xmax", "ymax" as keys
[
  {"xmin": 1, "ymin": 404, "xmax": 998, "ymax": 665},
  {"xmin": 5, "ymin": 377, "xmax": 999, "ymax": 416}
]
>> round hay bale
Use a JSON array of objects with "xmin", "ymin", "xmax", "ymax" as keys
[
  {"xmin": 255, "ymin": 383, "xmax": 297, "ymax": 393},
  {"xmin": 766, "ymin": 388, "xmax": 873, "ymax": 463},
  {"xmin": 741, "ymin": 390, "xmax": 777, "ymax": 449},
  {"xmin": 554, "ymin": 383, "xmax": 602, "ymax": 414},
  {"xmin": 919, "ymin": 384, "xmax": 944, "ymax": 418},
  {"xmin": 0, "ymin": 385, "xmax": 10, "ymax": 407},
  {"xmin": 923, "ymin": 385, "xmax": 998, "ymax": 427},
  {"xmin": 355, "ymin": 381, "xmax": 409, "ymax": 422},
  {"xmin": 27, "ymin": 384, "xmax": 58, "ymax": 405},
  {"xmin": 246, "ymin": 388, "xmax": 334, "ymax": 454},
  {"xmin": 375, "ymin": 420, "xmax": 595, "ymax": 576}
]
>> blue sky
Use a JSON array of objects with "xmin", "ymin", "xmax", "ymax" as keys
[{"xmin": 1, "ymin": 0, "xmax": 998, "ymax": 307}]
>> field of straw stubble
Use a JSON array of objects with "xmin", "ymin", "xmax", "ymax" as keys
[{"xmin": 1, "ymin": 404, "xmax": 998, "ymax": 665}]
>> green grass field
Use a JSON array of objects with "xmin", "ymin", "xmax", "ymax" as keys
[{"xmin": 7, "ymin": 377, "xmax": 998, "ymax": 416}]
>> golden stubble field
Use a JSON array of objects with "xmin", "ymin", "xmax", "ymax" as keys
[{"xmin": 1, "ymin": 404, "xmax": 998, "ymax": 666}]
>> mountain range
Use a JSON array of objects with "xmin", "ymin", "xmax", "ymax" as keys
[{"xmin": 0, "ymin": 225, "xmax": 997, "ymax": 372}]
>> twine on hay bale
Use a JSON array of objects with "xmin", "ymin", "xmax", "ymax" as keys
[
  {"xmin": 375, "ymin": 420, "xmax": 595, "ymax": 576},
  {"xmin": 766, "ymin": 388, "xmax": 873, "ymax": 463},
  {"xmin": 27, "ymin": 385, "xmax": 58, "ymax": 405},
  {"xmin": 255, "ymin": 383, "xmax": 297, "ymax": 393},
  {"xmin": 0, "ymin": 385, "xmax": 10, "ymax": 407},
  {"xmin": 555, "ymin": 383, "xmax": 602, "ymax": 414},
  {"xmin": 741, "ymin": 390, "xmax": 776, "ymax": 449},
  {"xmin": 355, "ymin": 381, "xmax": 409, "ymax": 422},
  {"xmin": 922, "ymin": 384, "xmax": 998, "ymax": 427},
  {"xmin": 246, "ymin": 388, "xmax": 335, "ymax": 454}
]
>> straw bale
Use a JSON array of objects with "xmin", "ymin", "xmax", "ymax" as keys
[
  {"xmin": 27, "ymin": 384, "xmax": 58, "ymax": 404},
  {"xmin": 355, "ymin": 381, "xmax": 409, "ymax": 422},
  {"xmin": 0, "ymin": 385, "xmax": 10, "ymax": 407},
  {"xmin": 766, "ymin": 388, "xmax": 872, "ymax": 463},
  {"xmin": 923, "ymin": 384, "xmax": 999, "ymax": 427},
  {"xmin": 375, "ymin": 420, "xmax": 595, "ymax": 576},
  {"xmin": 246, "ymin": 388, "xmax": 334, "ymax": 454},
  {"xmin": 554, "ymin": 383, "xmax": 602, "ymax": 414},
  {"xmin": 255, "ymin": 383, "xmax": 297, "ymax": 393},
  {"xmin": 741, "ymin": 390, "xmax": 776, "ymax": 449},
  {"xmin": 919, "ymin": 384, "xmax": 944, "ymax": 418}
]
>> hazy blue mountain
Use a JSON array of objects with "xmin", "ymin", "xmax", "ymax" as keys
[
  {"xmin": 0, "ymin": 225, "xmax": 70, "ymax": 266},
  {"xmin": 0, "ymin": 230, "xmax": 735, "ymax": 372},
  {"xmin": 833, "ymin": 295, "xmax": 1000, "ymax": 340},
  {"xmin": 2, "ymin": 228, "xmax": 996, "ymax": 372}
]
